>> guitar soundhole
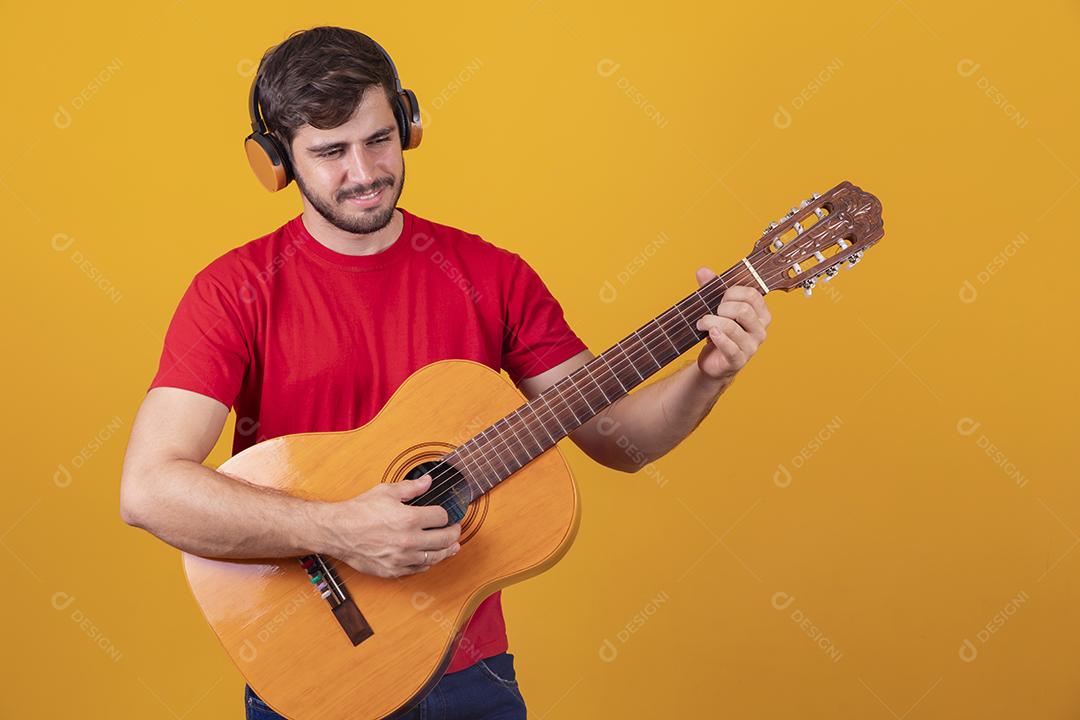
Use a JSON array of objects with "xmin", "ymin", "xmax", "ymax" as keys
[
  {"xmin": 394, "ymin": 452, "xmax": 488, "ymax": 544},
  {"xmin": 405, "ymin": 460, "xmax": 469, "ymax": 524}
]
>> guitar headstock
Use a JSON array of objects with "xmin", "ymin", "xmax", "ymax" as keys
[{"xmin": 750, "ymin": 181, "xmax": 884, "ymax": 296}]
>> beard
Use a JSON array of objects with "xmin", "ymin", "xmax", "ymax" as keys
[{"xmin": 295, "ymin": 163, "xmax": 406, "ymax": 235}]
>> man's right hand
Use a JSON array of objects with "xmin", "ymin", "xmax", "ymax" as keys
[{"xmin": 316, "ymin": 474, "xmax": 462, "ymax": 578}]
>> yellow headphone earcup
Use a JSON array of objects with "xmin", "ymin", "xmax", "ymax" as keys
[
  {"xmin": 244, "ymin": 133, "xmax": 292, "ymax": 192},
  {"xmin": 399, "ymin": 89, "xmax": 423, "ymax": 150}
]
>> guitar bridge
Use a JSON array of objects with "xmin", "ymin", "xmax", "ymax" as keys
[{"xmin": 299, "ymin": 554, "xmax": 373, "ymax": 646}]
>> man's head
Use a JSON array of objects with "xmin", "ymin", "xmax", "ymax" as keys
[{"xmin": 255, "ymin": 27, "xmax": 406, "ymax": 235}]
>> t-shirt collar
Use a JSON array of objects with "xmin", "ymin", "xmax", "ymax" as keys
[{"xmin": 290, "ymin": 207, "xmax": 415, "ymax": 270}]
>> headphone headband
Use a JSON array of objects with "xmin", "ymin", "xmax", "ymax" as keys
[{"xmin": 248, "ymin": 73, "xmax": 267, "ymax": 136}]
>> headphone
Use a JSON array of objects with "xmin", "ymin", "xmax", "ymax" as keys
[{"xmin": 244, "ymin": 34, "xmax": 423, "ymax": 192}]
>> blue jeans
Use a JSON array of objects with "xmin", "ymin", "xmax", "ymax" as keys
[{"xmin": 244, "ymin": 652, "xmax": 527, "ymax": 719}]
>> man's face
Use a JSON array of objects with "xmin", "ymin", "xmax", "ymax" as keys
[{"xmin": 289, "ymin": 85, "xmax": 405, "ymax": 235}]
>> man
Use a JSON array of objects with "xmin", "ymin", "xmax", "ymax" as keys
[{"xmin": 119, "ymin": 26, "xmax": 771, "ymax": 720}]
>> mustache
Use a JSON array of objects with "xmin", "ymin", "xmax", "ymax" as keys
[{"xmin": 339, "ymin": 177, "xmax": 394, "ymax": 201}]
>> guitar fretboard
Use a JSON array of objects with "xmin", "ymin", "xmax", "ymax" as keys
[{"xmin": 444, "ymin": 258, "xmax": 763, "ymax": 501}]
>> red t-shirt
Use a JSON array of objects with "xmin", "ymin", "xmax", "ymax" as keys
[{"xmin": 149, "ymin": 207, "xmax": 588, "ymax": 673}]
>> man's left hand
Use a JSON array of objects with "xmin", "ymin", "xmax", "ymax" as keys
[{"xmin": 693, "ymin": 268, "xmax": 771, "ymax": 384}]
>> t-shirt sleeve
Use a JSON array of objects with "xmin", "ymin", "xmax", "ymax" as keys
[
  {"xmin": 148, "ymin": 268, "xmax": 252, "ymax": 408},
  {"xmin": 501, "ymin": 252, "xmax": 589, "ymax": 384}
]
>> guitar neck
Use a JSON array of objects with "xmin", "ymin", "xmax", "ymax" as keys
[{"xmin": 446, "ymin": 257, "xmax": 765, "ymax": 500}]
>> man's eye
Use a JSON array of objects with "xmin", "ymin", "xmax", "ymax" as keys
[
  {"xmin": 370, "ymin": 136, "xmax": 390, "ymax": 145},
  {"xmin": 320, "ymin": 149, "xmax": 342, "ymax": 158}
]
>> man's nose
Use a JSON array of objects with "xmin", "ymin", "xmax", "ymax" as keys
[{"xmin": 344, "ymin": 145, "xmax": 380, "ymax": 186}]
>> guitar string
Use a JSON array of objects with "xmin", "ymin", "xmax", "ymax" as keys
[
  {"xmin": 411, "ymin": 244, "xmax": 849, "ymax": 511},
  {"xmin": 413, "ymin": 267, "xmax": 753, "ymax": 499},
  {"xmin": 415, "ymin": 248, "xmax": 848, "ymax": 508},
  {"xmin": 309, "ymin": 234, "xmax": 856, "ymax": 576}
]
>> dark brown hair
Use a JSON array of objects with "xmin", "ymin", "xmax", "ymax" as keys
[{"xmin": 255, "ymin": 26, "xmax": 399, "ymax": 157}]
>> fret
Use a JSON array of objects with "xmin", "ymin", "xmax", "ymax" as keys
[
  {"xmin": 479, "ymin": 433, "xmax": 507, "ymax": 479},
  {"xmin": 672, "ymin": 300, "xmax": 704, "ymax": 336},
  {"xmin": 633, "ymin": 329, "xmax": 663, "ymax": 371},
  {"xmin": 600, "ymin": 355, "xmax": 629, "ymax": 394},
  {"xmin": 600, "ymin": 348, "xmax": 637, "ymax": 394},
  {"xmin": 551, "ymin": 378, "xmax": 587, "ymax": 426},
  {"xmin": 615, "ymin": 341, "xmax": 644, "ymax": 382},
  {"xmin": 514, "ymin": 407, "xmax": 547, "ymax": 455},
  {"xmin": 537, "ymin": 392, "xmax": 568, "ymax": 437},
  {"xmin": 478, "ymin": 458, "xmax": 497, "ymax": 493},
  {"xmin": 452, "ymin": 451, "xmax": 483, "ymax": 491},
  {"xmin": 568, "ymin": 374, "xmax": 597, "ymax": 415},
  {"xmin": 490, "ymin": 429, "xmax": 516, "ymax": 477},
  {"xmin": 511, "ymin": 414, "xmax": 537, "ymax": 453},
  {"xmin": 466, "ymin": 455, "xmax": 494, "ymax": 495},
  {"xmin": 659, "ymin": 310, "xmax": 696, "ymax": 349},
  {"xmin": 691, "ymin": 288, "xmax": 714, "ymax": 317},
  {"xmin": 604, "ymin": 358, "xmax": 630, "ymax": 397},
  {"xmin": 481, "ymin": 428, "xmax": 512, "ymax": 476},
  {"xmin": 526, "ymin": 402, "xmax": 556, "ymax": 446},
  {"xmin": 504, "ymin": 451, "xmax": 523, "ymax": 475},
  {"xmin": 467, "ymin": 440, "xmax": 497, "ymax": 491},
  {"xmin": 441, "ymin": 450, "xmax": 465, "ymax": 492},
  {"xmin": 496, "ymin": 417, "xmax": 529, "ymax": 466},
  {"xmin": 650, "ymin": 319, "xmax": 681, "ymax": 360},
  {"xmin": 486, "ymin": 422, "xmax": 511, "ymax": 467},
  {"xmin": 582, "ymin": 363, "xmax": 611, "ymax": 404},
  {"xmin": 697, "ymin": 277, "xmax": 728, "ymax": 314}
]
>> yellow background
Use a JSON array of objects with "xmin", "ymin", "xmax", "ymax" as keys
[{"xmin": 3, "ymin": 1, "xmax": 1078, "ymax": 717}]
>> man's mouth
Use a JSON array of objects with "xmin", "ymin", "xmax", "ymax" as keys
[{"xmin": 344, "ymin": 185, "xmax": 386, "ymax": 207}]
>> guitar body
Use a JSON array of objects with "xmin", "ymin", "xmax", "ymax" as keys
[{"xmin": 183, "ymin": 359, "xmax": 581, "ymax": 720}]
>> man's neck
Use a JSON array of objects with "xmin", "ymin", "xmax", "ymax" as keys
[{"xmin": 301, "ymin": 207, "xmax": 404, "ymax": 257}]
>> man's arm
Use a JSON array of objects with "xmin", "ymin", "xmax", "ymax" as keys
[
  {"xmin": 517, "ymin": 275, "xmax": 770, "ymax": 473},
  {"xmin": 119, "ymin": 387, "xmax": 460, "ymax": 577}
]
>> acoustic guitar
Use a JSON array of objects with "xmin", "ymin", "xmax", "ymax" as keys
[{"xmin": 183, "ymin": 180, "xmax": 885, "ymax": 719}]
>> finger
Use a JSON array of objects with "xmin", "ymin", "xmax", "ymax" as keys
[
  {"xmin": 723, "ymin": 286, "xmax": 771, "ymax": 325},
  {"xmin": 697, "ymin": 316, "xmax": 755, "ymax": 359},
  {"xmin": 697, "ymin": 313, "xmax": 756, "ymax": 345},
  {"xmin": 707, "ymin": 325, "xmax": 745, "ymax": 363},
  {"xmin": 695, "ymin": 314, "xmax": 729, "ymax": 334},
  {"xmin": 409, "ymin": 522, "xmax": 461, "ymax": 551},
  {"xmin": 391, "ymin": 474, "xmax": 432, "ymax": 501},
  {"xmin": 720, "ymin": 285, "xmax": 759, "ymax": 303},
  {"xmin": 713, "ymin": 302, "xmax": 766, "ymax": 343},
  {"xmin": 696, "ymin": 267, "xmax": 718, "ymax": 287},
  {"xmin": 404, "ymin": 503, "xmax": 451, "ymax": 530},
  {"xmin": 408, "ymin": 543, "xmax": 461, "ymax": 568}
]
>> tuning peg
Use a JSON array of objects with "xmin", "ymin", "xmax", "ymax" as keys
[
  {"xmin": 786, "ymin": 207, "xmax": 798, "ymax": 218},
  {"xmin": 821, "ymin": 266, "xmax": 839, "ymax": 282},
  {"xmin": 802, "ymin": 277, "xmax": 817, "ymax": 297},
  {"xmin": 844, "ymin": 251, "xmax": 863, "ymax": 269},
  {"xmin": 794, "ymin": 221, "xmax": 804, "ymax": 235},
  {"xmin": 762, "ymin": 221, "xmax": 778, "ymax": 237}
]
